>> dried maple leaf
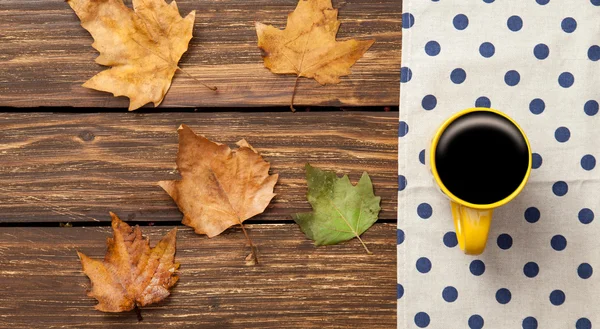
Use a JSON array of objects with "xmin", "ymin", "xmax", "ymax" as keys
[
  {"xmin": 255, "ymin": 0, "xmax": 375, "ymax": 111},
  {"xmin": 67, "ymin": 0, "xmax": 196, "ymax": 111},
  {"xmin": 293, "ymin": 164, "xmax": 381, "ymax": 254},
  {"xmin": 77, "ymin": 212, "xmax": 178, "ymax": 320},
  {"xmin": 159, "ymin": 125, "xmax": 278, "ymax": 263}
]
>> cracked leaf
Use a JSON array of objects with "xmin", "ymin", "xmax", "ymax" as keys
[
  {"xmin": 293, "ymin": 163, "xmax": 381, "ymax": 254},
  {"xmin": 77, "ymin": 212, "xmax": 178, "ymax": 315},
  {"xmin": 67, "ymin": 0, "xmax": 195, "ymax": 110}
]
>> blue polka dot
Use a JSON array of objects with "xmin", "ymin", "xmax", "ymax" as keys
[
  {"xmin": 529, "ymin": 98, "xmax": 545, "ymax": 115},
  {"xmin": 479, "ymin": 42, "xmax": 495, "ymax": 58},
  {"xmin": 442, "ymin": 286, "xmax": 458, "ymax": 302},
  {"xmin": 417, "ymin": 203, "xmax": 433, "ymax": 219},
  {"xmin": 475, "ymin": 96, "xmax": 491, "ymax": 108},
  {"xmin": 450, "ymin": 68, "xmax": 466, "ymax": 84},
  {"xmin": 523, "ymin": 262, "xmax": 539, "ymax": 278},
  {"xmin": 522, "ymin": 317, "xmax": 538, "ymax": 329},
  {"xmin": 414, "ymin": 312, "xmax": 430, "ymax": 328},
  {"xmin": 400, "ymin": 67, "xmax": 412, "ymax": 83},
  {"xmin": 581, "ymin": 154, "xmax": 596, "ymax": 171},
  {"xmin": 558, "ymin": 72, "xmax": 574, "ymax": 88},
  {"xmin": 443, "ymin": 231, "xmax": 458, "ymax": 248},
  {"xmin": 419, "ymin": 149, "xmax": 425, "ymax": 165},
  {"xmin": 577, "ymin": 318, "xmax": 592, "ymax": 329},
  {"xmin": 397, "ymin": 283, "xmax": 404, "ymax": 299},
  {"xmin": 507, "ymin": 15, "xmax": 523, "ymax": 31},
  {"xmin": 525, "ymin": 207, "xmax": 541, "ymax": 223},
  {"xmin": 551, "ymin": 234, "xmax": 567, "ymax": 251},
  {"xmin": 483, "ymin": 0, "xmax": 494, "ymax": 3},
  {"xmin": 532, "ymin": 153, "xmax": 543, "ymax": 169},
  {"xmin": 549, "ymin": 290, "xmax": 565, "ymax": 305},
  {"xmin": 425, "ymin": 41, "xmax": 441, "ymax": 56},
  {"xmin": 505, "ymin": 70, "xmax": 520, "ymax": 86},
  {"xmin": 416, "ymin": 257, "xmax": 432, "ymax": 273},
  {"xmin": 578, "ymin": 263, "xmax": 593, "ymax": 279},
  {"xmin": 533, "ymin": 44, "xmax": 549, "ymax": 60},
  {"xmin": 469, "ymin": 315, "xmax": 484, "ymax": 329},
  {"xmin": 592, "ymin": 0, "xmax": 600, "ymax": 5},
  {"xmin": 497, "ymin": 233, "xmax": 513, "ymax": 250},
  {"xmin": 578, "ymin": 208, "xmax": 594, "ymax": 224},
  {"xmin": 453, "ymin": 14, "xmax": 469, "ymax": 30},
  {"xmin": 536, "ymin": 0, "xmax": 550, "ymax": 4},
  {"xmin": 561, "ymin": 17, "xmax": 577, "ymax": 33},
  {"xmin": 399, "ymin": 121, "xmax": 409, "ymax": 137},
  {"xmin": 470, "ymin": 260, "xmax": 485, "ymax": 276},
  {"xmin": 398, "ymin": 175, "xmax": 407, "ymax": 191},
  {"xmin": 422, "ymin": 94, "xmax": 437, "ymax": 110},
  {"xmin": 584, "ymin": 100, "xmax": 599, "ymax": 116},
  {"xmin": 555, "ymin": 127, "xmax": 570, "ymax": 143},
  {"xmin": 402, "ymin": 13, "xmax": 415, "ymax": 29},
  {"xmin": 588, "ymin": 45, "xmax": 600, "ymax": 61},
  {"xmin": 552, "ymin": 181, "xmax": 568, "ymax": 196},
  {"xmin": 397, "ymin": 229, "xmax": 405, "ymax": 245},
  {"xmin": 496, "ymin": 288, "xmax": 512, "ymax": 304}
]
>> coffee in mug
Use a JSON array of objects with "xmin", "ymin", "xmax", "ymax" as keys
[{"xmin": 430, "ymin": 108, "xmax": 532, "ymax": 255}]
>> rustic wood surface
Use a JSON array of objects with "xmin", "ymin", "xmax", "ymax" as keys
[
  {"xmin": 0, "ymin": 0, "xmax": 401, "ymax": 108},
  {"xmin": 0, "ymin": 112, "xmax": 398, "ymax": 223},
  {"xmin": 0, "ymin": 0, "xmax": 401, "ymax": 327},
  {"xmin": 0, "ymin": 224, "xmax": 396, "ymax": 328}
]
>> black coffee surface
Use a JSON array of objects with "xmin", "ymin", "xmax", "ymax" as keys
[{"xmin": 435, "ymin": 111, "xmax": 530, "ymax": 205}]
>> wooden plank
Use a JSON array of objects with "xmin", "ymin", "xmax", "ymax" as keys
[
  {"xmin": 0, "ymin": 223, "xmax": 396, "ymax": 328},
  {"xmin": 0, "ymin": 112, "xmax": 398, "ymax": 223},
  {"xmin": 0, "ymin": 0, "xmax": 401, "ymax": 108}
]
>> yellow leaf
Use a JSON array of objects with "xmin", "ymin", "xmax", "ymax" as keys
[
  {"xmin": 68, "ymin": 0, "xmax": 195, "ymax": 111},
  {"xmin": 255, "ymin": 0, "xmax": 374, "ymax": 110}
]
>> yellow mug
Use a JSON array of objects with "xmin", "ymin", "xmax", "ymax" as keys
[{"xmin": 429, "ymin": 108, "xmax": 532, "ymax": 255}]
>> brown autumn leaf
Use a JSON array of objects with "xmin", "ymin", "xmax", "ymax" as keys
[
  {"xmin": 67, "ymin": 0, "xmax": 198, "ymax": 111},
  {"xmin": 255, "ymin": 0, "xmax": 375, "ymax": 111},
  {"xmin": 77, "ymin": 212, "xmax": 178, "ymax": 320},
  {"xmin": 159, "ymin": 125, "xmax": 278, "ymax": 263}
]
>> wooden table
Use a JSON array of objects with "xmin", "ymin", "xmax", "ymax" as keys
[{"xmin": 0, "ymin": 0, "xmax": 400, "ymax": 327}]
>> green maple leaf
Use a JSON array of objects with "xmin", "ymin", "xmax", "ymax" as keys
[{"xmin": 293, "ymin": 163, "xmax": 381, "ymax": 254}]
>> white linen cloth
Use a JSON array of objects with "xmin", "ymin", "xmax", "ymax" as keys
[{"xmin": 398, "ymin": 1, "xmax": 600, "ymax": 328}]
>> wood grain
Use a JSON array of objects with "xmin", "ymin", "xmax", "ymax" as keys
[
  {"xmin": 0, "ymin": 0, "xmax": 401, "ymax": 108},
  {"xmin": 0, "ymin": 112, "xmax": 398, "ymax": 223},
  {"xmin": 0, "ymin": 223, "xmax": 396, "ymax": 328}
]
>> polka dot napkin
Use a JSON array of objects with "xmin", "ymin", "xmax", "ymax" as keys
[{"xmin": 398, "ymin": 1, "xmax": 599, "ymax": 328}]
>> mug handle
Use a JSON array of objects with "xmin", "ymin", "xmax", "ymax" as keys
[{"xmin": 450, "ymin": 202, "xmax": 492, "ymax": 255}]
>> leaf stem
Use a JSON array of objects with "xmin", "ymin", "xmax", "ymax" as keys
[
  {"xmin": 176, "ymin": 67, "xmax": 218, "ymax": 91},
  {"xmin": 239, "ymin": 223, "xmax": 259, "ymax": 265},
  {"xmin": 290, "ymin": 75, "xmax": 300, "ymax": 112},
  {"xmin": 134, "ymin": 304, "xmax": 143, "ymax": 322},
  {"xmin": 329, "ymin": 200, "xmax": 373, "ymax": 255},
  {"xmin": 355, "ymin": 234, "xmax": 372, "ymax": 255}
]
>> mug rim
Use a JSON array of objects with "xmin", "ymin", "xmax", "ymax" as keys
[{"xmin": 430, "ymin": 108, "xmax": 532, "ymax": 210}]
